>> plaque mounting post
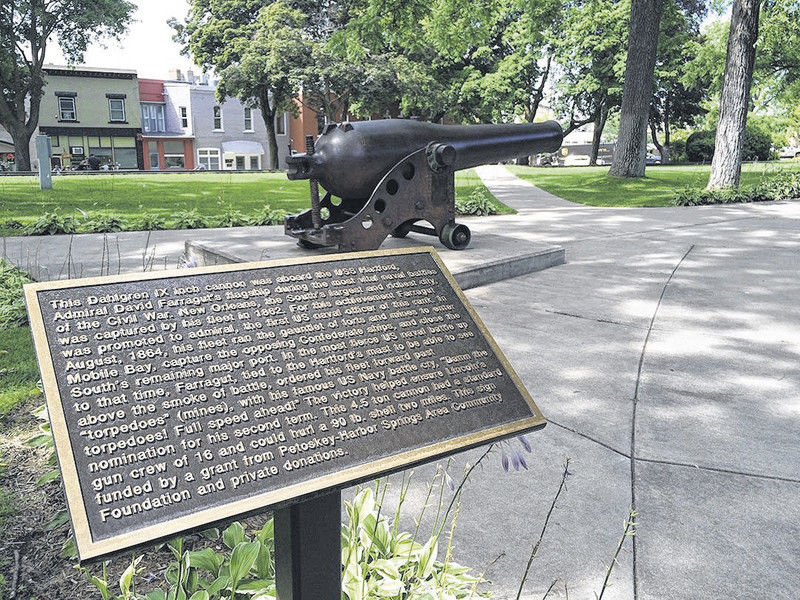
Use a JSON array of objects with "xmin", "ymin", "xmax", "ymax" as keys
[{"xmin": 275, "ymin": 490, "xmax": 342, "ymax": 600}]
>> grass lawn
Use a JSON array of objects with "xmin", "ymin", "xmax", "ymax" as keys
[
  {"xmin": 508, "ymin": 161, "xmax": 800, "ymax": 207},
  {"xmin": 0, "ymin": 169, "xmax": 508, "ymax": 234},
  {"xmin": 0, "ymin": 327, "xmax": 40, "ymax": 418}
]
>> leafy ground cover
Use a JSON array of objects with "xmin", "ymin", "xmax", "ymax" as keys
[
  {"xmin": 0, "ymin": 170, "xmax": 509, "ymax": 235},
  {"xmin": 508, "ymin": 161, "xmax": 800, "ymax": 207}
]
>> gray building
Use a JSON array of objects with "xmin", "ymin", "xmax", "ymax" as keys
[{"xmin": 165, "ymin": 70, "xmax": 290, "ymax": 171}]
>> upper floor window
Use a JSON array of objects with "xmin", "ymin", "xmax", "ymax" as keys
[
  {"xmin": 141, "ymin": 103, "xmax": 166, "ymax": 133},
  {"xmin": 108, "ymin": 98, "xmax": 126, "ymax": 122},
  {"xmin": 180, "ymin": 107, "xmax": 188, "ymax": 128},
  {"xmin": 244, "ymin": 107, "xmax": 253, "ymax": 131},
  {"xmin": 58, "ymin": 97, "xmax": 77, "ymax": 121},
  {"xmin": 276, "ymin": 113, "xmax": 286, "ymax": 135},
  {"xmin": 213, "ymin": 106, "xmax": 223, "ymax": 130}
]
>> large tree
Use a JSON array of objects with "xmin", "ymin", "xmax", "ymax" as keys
[
  {"xmin": 649, "ymin": 0, "xmax": 707, "ymax": 163},
  {"xmin": 608, "ymin": 0, "xmax": 665, "ymax": 177},
  {"xmin": 552, "ymin": 0, "xmax": 628, "ymax": 164},
  {"xmin": 707, "ymin": 0, "xmax": 760, "ymax": 189},
  {"xmin": 330, "ymin": 0, "xmax": 564, "ymax": 125},
  {"xmin": 0, "ymin": 0, "xmax": 134, "ymax": 171},
  {"xmin": 173, "ymin": 0, "xmax": 311, "ymax": 169}
]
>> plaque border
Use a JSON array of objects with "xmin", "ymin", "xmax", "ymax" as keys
[{"xmin": 24, "ymin": 246, "xmax": 546, "ymax": 561}]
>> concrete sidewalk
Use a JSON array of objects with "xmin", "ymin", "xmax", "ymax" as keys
[
  {"xmin": 456, "ymin": 166, "xmax": 800, "ymax": 598},
  {"xmin": 4, "ymin": 166, "xmax": 799, "ymax": 598}
]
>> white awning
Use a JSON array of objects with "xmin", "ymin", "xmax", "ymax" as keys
[{"xmin": 222, "ymin": 141, "xmax": 264, "ymax": 155}]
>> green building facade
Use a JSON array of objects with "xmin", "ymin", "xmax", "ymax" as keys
[{"xmin": 38, "ymin": 66, "xmax": 144, "ymax": 169}]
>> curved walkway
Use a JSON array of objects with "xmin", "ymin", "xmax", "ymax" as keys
[{"xmin": 454, "ymin": 165, "xmax": 800, "ymax": 598}]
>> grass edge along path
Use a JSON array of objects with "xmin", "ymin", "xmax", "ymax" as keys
[
  {"xmin": 508, "ymin": 162, "xmax": 800, "ymax": 207},
  {"xmin": 0, "ymin": 169, "xmax": 512, "ymax": 236}
]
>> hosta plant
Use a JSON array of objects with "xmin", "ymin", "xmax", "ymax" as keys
[{"xmin": 80, "ymin": 486, "xmax": 487, "ymax": 600}]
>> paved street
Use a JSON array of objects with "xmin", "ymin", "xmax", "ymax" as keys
[{"xmin": 4, "ymin": 166, "xmax": 799, "ymax": 598}]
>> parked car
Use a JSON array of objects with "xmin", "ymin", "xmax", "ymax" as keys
[
  {"xmin": 778, "ymin": 146, "xmax": 800, "ymax": 159},
  {"xmin": 645, "ymin": 152, "xmax": 662, "ymax": 165}
]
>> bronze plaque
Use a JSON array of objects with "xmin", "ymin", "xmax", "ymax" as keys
[{"xmin": 25, "ymin": 247, "xmax": 545, "ymax": 560}]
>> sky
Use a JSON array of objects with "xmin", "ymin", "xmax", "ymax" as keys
[{"xmin": 48, "ymin": 0, "xmax": 198, "ymax": 79}]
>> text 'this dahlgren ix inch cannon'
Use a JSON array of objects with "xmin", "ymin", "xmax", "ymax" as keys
[{"xmin": 284, "ymin": 119, "xmax": 564, "ymax": 252}]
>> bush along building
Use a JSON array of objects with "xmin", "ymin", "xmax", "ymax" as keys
[{"xmin": 37, "ymin": 65, "xmax": 144, "ymax": 169}]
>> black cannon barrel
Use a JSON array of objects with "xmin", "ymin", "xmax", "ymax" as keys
[{"xmin": 286, "ymin": 119, "xmax": 563, "ymax": 200}]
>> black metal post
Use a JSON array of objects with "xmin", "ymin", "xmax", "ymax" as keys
[{"xmin": 274, "ymin": 490, "xmax": 342, "ymax": 600}]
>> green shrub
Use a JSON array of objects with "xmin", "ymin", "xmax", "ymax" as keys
[
  {"xmin": 217, "ymin": 210, "xmax": 252, "ymax": 228},
  {"xmin": 252, "ymin": 205, "xmax": 287, "ymax": 226},
  {"xmin": 455, "ymin": 187, "xmax": 498, "ymax": 216},
  {"xmin": 685, "ymin": 131, "xmax": 716, "ymax": 163},
  {"xmin": 672, "ymin": 170, "xmax": 800, "ymax": 206},
  {"xmin": 742, "ymin": 128, "xmax": 773, "ymax": 161},
  {"xmin": 82, "ymin": 214, "xmax": 127, "ymax": 233},
  {"xmin": 172, "ymin": 209, "xmax": 210, "ymax": 230},
  {"xmin": 3, "ymin": 219, "xmax": 24, "ymax": 230},
  {"xmin": 672, "ymin": 186, "xmax": 739, "ymax": 206},
  {"xmin": 0, "ymin": 259, "xmax": 31, "ymax": 329},
  {"xmin": 686, "ymin": 127, "xmax": 775, "ymax": 163},
  {"xmin": 135, "ymin": 214, "xmax": 167, "ymax": 231},
  {"xmin": 23, "ymin": 212, "xmax": 78, "ymax": 235}
]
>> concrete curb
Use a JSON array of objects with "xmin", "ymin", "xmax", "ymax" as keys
[{"xmin": 184, "ymin": 239, "xmax": 566, "ymax": 290}]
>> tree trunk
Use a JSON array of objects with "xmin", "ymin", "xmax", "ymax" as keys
[
  {"xmin": 590, "ymin": 104, "xmax": 609, "ymax": 166},
  {"xmin": 662, "ymin": 99, "xmax": 671, "ymax": 164},
  {"xmin": 525, "ymin": 56, "xmax": 552, "ymax": 123},
  {"xmin": 259, "ymin": 93, "xmax": 279, "ymax": 170},
  {"xmin": 649, "ymin": 120, "xmax": 664, "ymax": 161},
  {"xmin": 609, "ymin": 0, "xmax": 665, "ymax": 178},
  {"xmin": 9, "ymin": 125, "xmax": 32, "ymax": 172},
  {"xmin": 265, "ymin": 112, "xmax": 279, "ymax": 170},
  {"xmin": 707, "ymin": 0, "xmax": 760, "ymax": 189}
]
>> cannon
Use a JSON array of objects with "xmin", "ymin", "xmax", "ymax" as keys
[{"xmin": 284, "ymin": 119, "xmax": 563, "ymax": 252}]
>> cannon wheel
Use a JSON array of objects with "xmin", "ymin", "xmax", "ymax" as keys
[
  {"xmin": 439, "ymin": 222, "xmax": 471, "ymax": 250},
  {"xmin": 297, "ymin": 239, "xmax": 325, "ymax": 250},
  {"xmin": 391, "ymin": 221, "xmax": 414, "ymax": 238}
]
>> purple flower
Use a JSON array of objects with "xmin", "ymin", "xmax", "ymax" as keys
[
  {"xmin": 501, "ymin": 447, "xmax": 510, "ymax": 472},
  {"xmin": 444, "ymin": 469, "xmax": 455, "ymax": 491},
  {"xmin": 517, "ymin": 434, "xmax": 532, "ymax": 453}
]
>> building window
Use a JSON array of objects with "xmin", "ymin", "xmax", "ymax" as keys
[
  {"xmin": 148, "ymin": 141, "xmax": 160, "ymax": 170},
  {"xmin": 114, "ymin": 148, "xmax": 138, "ymax": 169},
  {"xmin": 108, "ymin": 98, "xmax": 126, "ymax": 122},
  {"xmin": 198, "ymin": 148, "xmax": 220, "ymax": 170},
  {"xmin": 58, "ymin": 97, "xmax": 77, "ymax": 121},
  {"xmin": 141, "ymin": 103, "xmax": 166, "ymax": 133},
  {"xmin": 275, "ymin": 113, "xmax": 286, "ymax": 135},
  {"xmin": 180, "ymin": 107, "xmax": 188, "ymax": 128},
  {"xmin": 249, "ymin": 156, "xmax": 260, "ymax": 170},
  {"xmin": 163, "ymin": 140, "xmax": 186, "ymax": 169},
  {"xmin": 244, "ymin": 107, "xmax": 253, "ymax": 131},
  {"xmin": 89, "ymin": 147, "xmax": 113, "ymax": 167},
  {"xmin": 213, "ymin": 106, "xmax": 223, "ymax": 130}
]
